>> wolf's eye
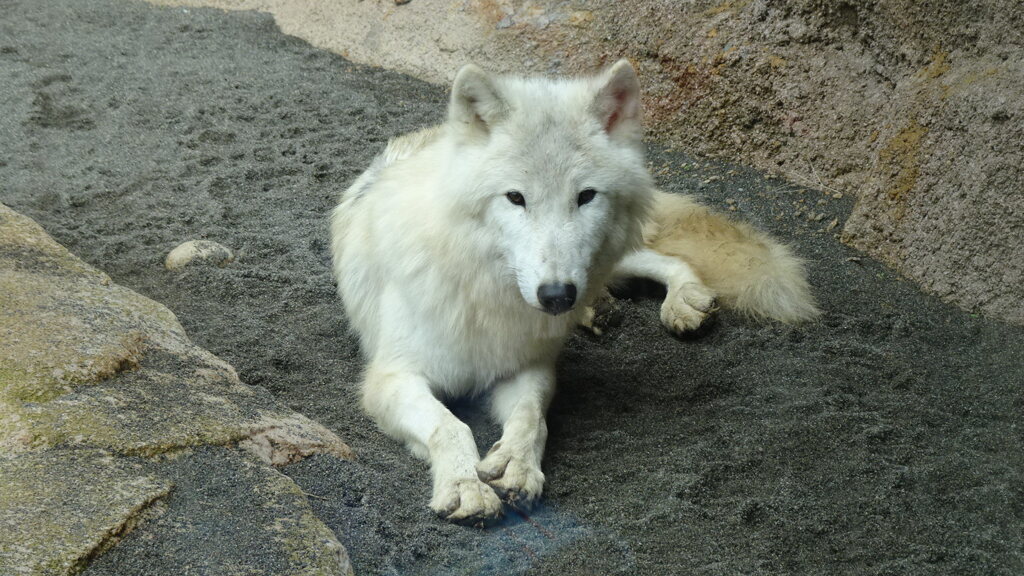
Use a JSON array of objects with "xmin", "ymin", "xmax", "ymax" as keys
[
  {"xmin": 506, "ymin": 191, "xmax": 526, "ymax": 207},
  {"xmin": 577, "ymin": 188, "xmax": 597, "ymax": 206}
]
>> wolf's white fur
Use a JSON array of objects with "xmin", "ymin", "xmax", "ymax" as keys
[{"xmin": 329, "ymin": 60, "xmax": 817, "ymax": 522}]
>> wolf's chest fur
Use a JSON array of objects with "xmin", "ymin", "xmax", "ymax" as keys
[{"xmin": 388, "ymin": 252, "xmax": 579, "ymax": 395}]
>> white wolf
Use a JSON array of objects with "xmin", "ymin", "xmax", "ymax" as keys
[{"xmin": 329, "ymin": 60, "xmax": 818, "ymax": 523}]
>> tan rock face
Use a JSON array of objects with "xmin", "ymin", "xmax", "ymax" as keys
[
  {"xmin": 0, "ymin": 203, "xmax": 353, "ymax": 575},
  {"xmin": 149, "ymin": 0, "xmax": 1023, "ymax": 323}
]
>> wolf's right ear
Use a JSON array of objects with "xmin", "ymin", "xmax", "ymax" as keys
[{"xmin": 449, "ymin": 64, "xmax": 508, "ymax": 134}]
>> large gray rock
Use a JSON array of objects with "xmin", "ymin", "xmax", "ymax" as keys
[
  {"xmin": 0, "ymin": 203, "xmax": 354, "ymax": 575},
  {"xmin": 149, "ymin": 0, "xmax": 1024, "ymax": 323}
]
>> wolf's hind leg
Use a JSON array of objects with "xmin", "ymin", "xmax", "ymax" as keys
[
  {"xmin": 362, "ymin": 366, "xmax": 502, "ymax": 523},
  {"xmin": 613, "ymin": 248, "xmax": 718, "ymax": 334},
  {"xmin": 478, "ymin": 365, "xmax": 554, "ymax": 507}
]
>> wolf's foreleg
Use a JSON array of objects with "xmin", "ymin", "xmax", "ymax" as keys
[
  {"xmin": 614, "ymin": 248, "xmax": 718, "ymax": 334},
  {"xmin": 361, "ymin": 366, "xmax": 502, "ymax": 522},
  {"xmin": 478, "ymin": 365, "xmax": 554, "ymax": 506}
]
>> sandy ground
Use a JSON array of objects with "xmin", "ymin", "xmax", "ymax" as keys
[{"xmin": 2, "ymin": 1, "xmax": 1023, "ymax": 574}]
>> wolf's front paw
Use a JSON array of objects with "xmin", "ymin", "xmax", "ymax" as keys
[
  {"xmin": 578, "ymin": 290, "xmax": 624, "ymax": 336},
  {"xmin": 476, "ymin": 443, "xmax": 545, "ymax": 507},
  {"xmin": 431, "ymin": 476, "xmax": 503, "ymax": 524},
  {"xmin": 661, "ymin": 281, "xmax": 718, "ymax": 334}
]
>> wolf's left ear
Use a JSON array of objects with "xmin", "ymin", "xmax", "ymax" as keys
[
  {"xmin": 591, "ymin": 59, "xmax": 642, "ymax": 140},
  {"xmin": 449, "ymin": 64, "xmax": 508, "ymax": 134}
]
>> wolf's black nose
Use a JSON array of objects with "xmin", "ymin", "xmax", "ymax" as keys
[{"xmin": 537, "ymin": 283, "xmax": 577, "ymax": 315}]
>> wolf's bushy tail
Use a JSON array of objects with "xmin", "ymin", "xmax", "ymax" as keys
[{"xmin": 644, "ymin": 190, "xmax": 820, "ymax": 323}]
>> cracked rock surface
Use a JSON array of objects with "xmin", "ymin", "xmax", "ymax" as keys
[
  {"xmin": 0, "ymin": 450, "xmax": 171, "ymax": 575},
  {"xmin": 0, "ymin": 204, "xmax": 353, "ymax": 575}
]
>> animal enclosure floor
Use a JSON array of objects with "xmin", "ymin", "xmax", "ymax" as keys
[{"xmin": 2, "ymin": 1, "xmax": 1022, "ymax": 574}]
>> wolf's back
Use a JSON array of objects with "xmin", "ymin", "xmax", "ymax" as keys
[
  {"xmin": 379, "ymin": 125, "xmax": 444, "ymax": 167},
  {"xmin": 644, "ymin": 190, "xmax": 820, "ymax": 323}
]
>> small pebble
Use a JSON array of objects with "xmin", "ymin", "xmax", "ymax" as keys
[{"xmin": 165, "ymin": 240, "xmax": 235, "ymax": 270}]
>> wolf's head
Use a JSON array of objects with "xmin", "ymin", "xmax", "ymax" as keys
[{"xmin": 445, "ymin": 60, "xmax": 653, "ymax": 316}]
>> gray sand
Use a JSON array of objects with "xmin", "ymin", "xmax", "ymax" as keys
[{"xmin": 2, "ymin": 1, "xmax": 1023, "ymax": 574}]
